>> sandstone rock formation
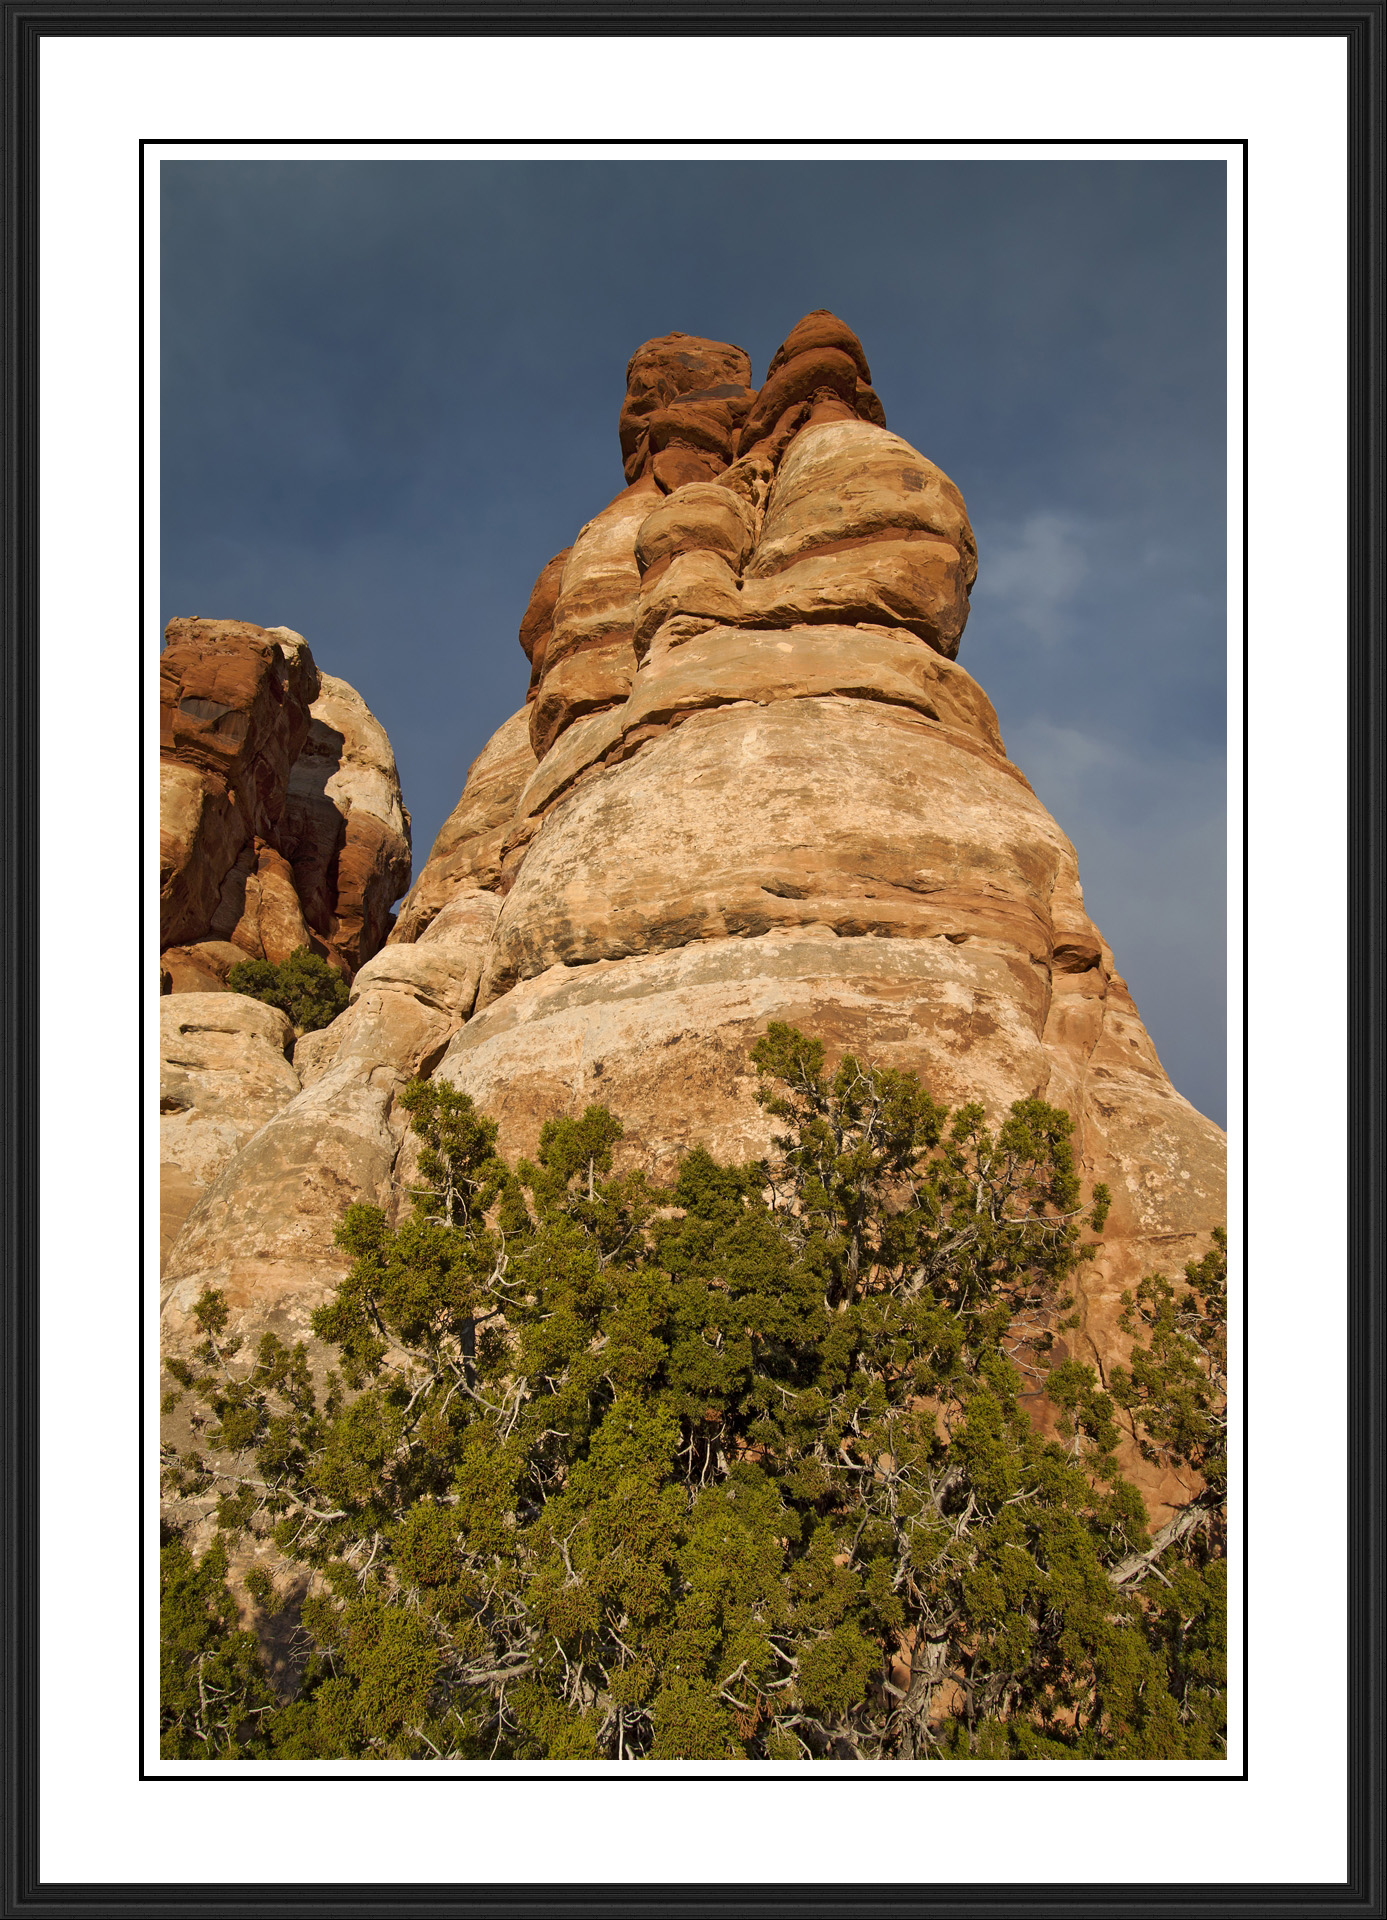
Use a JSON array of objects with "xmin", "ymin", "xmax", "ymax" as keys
[
  {"xmin": 159, "ymin": 619, "xmax": 411, "ymax": 991},
  {"xmin": 161, "ymin": 313, "xmax": 1225, "ymax": 1520}
]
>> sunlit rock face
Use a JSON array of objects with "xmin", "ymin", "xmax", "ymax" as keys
[
  {"xmin": 162, "ymin": 313, "xmax": 1225, "ymax": 1515},
  {"xmin": 158, "ymin": 992, "xmax": 301, "ymax": 1264}
]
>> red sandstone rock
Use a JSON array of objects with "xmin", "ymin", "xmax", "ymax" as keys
[
  {"xmin": 619, "ymin": 333, "xmax": 754, "ymax": 486},
  {"xmin": 159, "ymin": 619, "xmax": 319, "ymax": 951},
  {"xmin": 523, "ymin": 315, "xmax": 911, "ymax": 756},
  {"xmin": 738, "ymin": 346, "xmax": 861, "ymax": 453},
  {"xmin": 766, "ymin": 309, "xmax": 872, "ymax": 384},
  {"xmin": 855, "ymin": 380, "xmax": 887, "ymax": 428},
  {"xmin": 160, "ymin": 619, "xmax": 411, "ymax": 987},
  {"xmin": 621, "ymin": 333, "xmax": 753, "ymax": 441},
  {"xmin": 228, "ymin": 842, "xmax": 313, "ymax": 964},
  {"xmin": 651, "ymin": 447, "xmax": 727, "ymax": 492}
]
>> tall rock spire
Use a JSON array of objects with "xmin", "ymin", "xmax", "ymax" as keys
[{"xmin": 163, "ymin": 315, "xmax": 1225, "ymax": 1520}]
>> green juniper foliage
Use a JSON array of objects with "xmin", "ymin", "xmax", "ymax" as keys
[
  {"xmin": 225, "ymin": 948, "xmax": 349, "ymax": 1033},
  {"xmin": 159, "ymin": 1529, "xmax": 280, "ymax": 1758},
  {"xmin": 161, "ymin": 1027, "xmax": 1226, "ymax": 1761}
]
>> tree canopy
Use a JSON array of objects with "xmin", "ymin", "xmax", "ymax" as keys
[
  {"xmin": 162, "ymin": 1027, "xmax": 1226, "ymax": 1761},
  {"xmin": 225, "ymin": 947, "xmax": 349, "ymax": 1032}
]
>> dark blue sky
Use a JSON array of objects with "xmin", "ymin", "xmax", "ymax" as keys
[{"xmin": 161, "ymin": 158, "xmax": 1227, "ymax": 1125}]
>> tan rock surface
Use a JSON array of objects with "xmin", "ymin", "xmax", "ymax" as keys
[
  {"xmin": 748, "ymin": 420, "xmax": 974, "ymax": 577},
  {"xmin": 507, "ymin": 622, "xmax": 1006, "ymax": 834},
  {"xmin": 443, "ymin": 928, "xmax": 1053, "ymax": 1178},
  {"xmin": 158, "ymin": 993, "xmax": 300, "ymax": 1264},
  {"xmin": 479, "ymin": 693, "xmax": 1060, "ymax": 1004},
  {"xmin": 161, "ymin": 1050, "xmax": 404, "ymax": 1354},
  {"xmin": 290, "ymin": 1025, "xmax": 341, "ymax": 1090}
]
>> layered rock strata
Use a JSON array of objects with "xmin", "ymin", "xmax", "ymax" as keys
[
  {"xmin": 159, "ymin": 619, "xmax": 411, "ymax": 991},
  {"xmin": 162, "ymin": 314, "xmax": 1225, "ymax": 1517}
]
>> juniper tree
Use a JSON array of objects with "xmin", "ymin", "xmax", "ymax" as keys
[
  {"xmin": 225, "ymin": 947, "xmax": 349, "ymax": 1032},
  {"xmin": 159, "ymin": 1529, "xmax": 280, "ymax": 1758},
  {"xmin": 162, "ymin": 1026, "xmax": 1226, "ymax": 1761}
]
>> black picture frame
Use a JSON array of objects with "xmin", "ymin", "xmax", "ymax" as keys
[{"xmin": 4, "ymin": 5, "xmax": 1382, "ymax": 1915}]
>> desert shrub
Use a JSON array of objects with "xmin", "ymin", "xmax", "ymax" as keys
[{"xmin": 226, "ymin": 948, "xmax": 349, "ymax": 1032}]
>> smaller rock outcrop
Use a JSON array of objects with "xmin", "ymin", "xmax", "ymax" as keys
[
  {"xmin": 159, "ymin": 619, "xmax": 412, "ymax": 992},
  {"xmin": 162, "ymin": 888, "xmax": 501, "ymax": 1329}
]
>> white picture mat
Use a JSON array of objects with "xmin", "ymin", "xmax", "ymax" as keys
[
  {"xmin": 135, "ymin": 133, "xmax": 1249, "ymax": 1789},
  {"xmin": 35, "ymin": 28, "xmax": 1343, "ymax": 1890}
]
